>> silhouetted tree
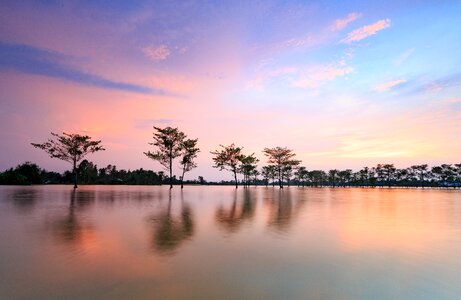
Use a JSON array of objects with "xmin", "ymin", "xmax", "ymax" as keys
[
  {"xmin": 31, "ymin": 132, "xmax": 105, "ymax": 188},
  {"xmin": 282, "ymin": 164, "xmax": 297, "ymax": 187},
  {"xmin": 144, "ymin": 126, "xmax": 186, "ymax": 189},
  {"xmin": 295, "ymin": 166, "xmax": 309, "ymax": 187},
  {"xmin": 78, "ymin": 160, "xmax": 98, "ymax": 184},
  {"xmin": 239, "ymin": 153, "xmax": 259, "ymax": 187},
  {"xmin": 263, "ymin": 147, "xmax": 301, "ymax": 188},
  {"xmin": 252, "ymin": 169, "xmax": 259, "ymax": 186},
  {"xmin": 455, "ymin": 164, "xmax": 461, "ymax": 186},
  {"xmin": 179, "ymin": 138, "xmax": 200, "ymax": 188},
  {"xmin": 261, "ymin": 165, "xmax": 277, "ymax": 187},
  {"xmin": 410, "ymin": 164, "xmax": 428, "ymax": 187},
  {"xmin": 211, "ymin": 143, "xmax": 243, "ymax": 188},
  {"xmin": 13, "ymin": 162, "xmax": 43, "ymax": 184}
]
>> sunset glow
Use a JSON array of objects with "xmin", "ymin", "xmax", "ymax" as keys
[{"xmin": 1, "ymin": 1, "xmax": 460, "ymax": 180}]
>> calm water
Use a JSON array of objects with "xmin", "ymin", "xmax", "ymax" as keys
[{"xmin": 1, "ymin": 185, "xmax": 461, "ymax": 300}]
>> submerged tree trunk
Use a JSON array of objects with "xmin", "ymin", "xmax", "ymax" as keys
[
  {"xmin": 181, "ymin": 168, "xmax": 185, "ymax": 189},
  {"xmin": 73, "ymin": 159, "xmax": 78, "ymax": 189},
  {"xmin": 233, "ymin": 169, "xmax": 238, "ymax": 189},
  {"xmin": 278, "ymin": 168, "xmax": 283, "ymax": 188},
  {"xmin": 169, "ymin": 150, "xmax": 173, "ymax": 189}
]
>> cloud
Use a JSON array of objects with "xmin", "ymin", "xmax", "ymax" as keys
[
  {"xmin": 406, "ymin": 72, "xmax": 461, "ymax": 95},
  {"xmin": 143, "ymin": 45, "xmax": 171, "ymax": 61},
  {"xmin": 394, "ymin": 48, "xmax": 415, "ymax": 66},
  {"xmin": 331, "ymin": 12, "xmax": 362, "ymax": 31},
  {"xmin": 293, "ymin": 64, "xmax": 353, "ymax": 89},
  {"xmin": 341, "ymin": 19, "xmax": 391, "ymax": 43},
  {"xmin": 375, "ymin": 79, "xmax": 406, "ymax": 92},
  {"xmin": 0, "ymin": 42, "xmax": 168, "ymax": 95},
  {"xmin": 278, "ymin": 36, "xmax": 317, "ymax": 49},
  {"xmin": 246, "ymin": 66, "xmax": 298, "ymax": 90}
]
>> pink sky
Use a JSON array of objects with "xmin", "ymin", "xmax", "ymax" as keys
[{"xmin": 1, "ymin": 1, "xmax": 460, "ymax": 180}]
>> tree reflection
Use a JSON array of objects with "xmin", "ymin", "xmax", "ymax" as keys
[
  {"xmin": 51, "ymin": 190, "xmax": 95, "ymax": 244},
  {"xmin": 215, "ymin": 189, "xmax": 256, "ymax": 233},
  {"xmin": 149, "ymin": 190, "xmax": 195, "ymax": 255},
  {"xmin": 264, "ymin": 188, "xmax": 307, "ymax": 233}
]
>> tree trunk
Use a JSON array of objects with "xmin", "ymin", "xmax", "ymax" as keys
[
  {"xmin": 234, "ymin": 170, "xmax": 238, "ymax": 189},
  {"xmin": 169, "ymin": 150, "xmax": 173, "ymax": 189},
  {"xmin": 278, "ymin": 168, "xmax": 283, "ymax": 188},
  {"xmin": 181, "ymin": 168, "xmax": 185, "ymax": 189},
  {"xmin": 73, "ymin": 159, "xmax": 78, "ymax": 189}
]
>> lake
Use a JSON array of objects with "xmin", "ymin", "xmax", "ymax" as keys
[{"xmin": 1, "ymin": 185, "xmax": 461, "ymax": 300}]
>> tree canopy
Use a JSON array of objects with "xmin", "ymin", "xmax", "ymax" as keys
[
  {"xmin": 179, "ymin": 138, "xmax": 200, "ymax": 188},
  {"xmin": 263, "ymin": 147, "xmax": 301, "ymax": 188},
  {"xmin": 31, "ymin": 132, "xmax": 104, "ymax": 188},
  {"xmin": 211, "ymin": 143, "xmax": 244, "ymax": 188},
  {"xmin": 144, "ymin": 126, "xmax": 199, "ymax": 189}
]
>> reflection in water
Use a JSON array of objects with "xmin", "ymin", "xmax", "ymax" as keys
[
  {"xmin": 264, "ymin": 188, "xmax": 307, "ymax": 233},
  {"xmin": 1, "ymin": 186, "xmax": 461, "ymax": 300},
  {"xmin": 10, "ymin": 189, "xmax": 39, "ymax": 214},
  {"xmin": 51, "ymin": 190, "xmax": 95, "ymax": 244},
  {"xmin": 333, "ymin": 189, "xmax": 461, "ymax": 254},
  {"xmin": 215, "ymin": 189, "xmax": 256, "ymax": 233},
  {"xmin": 149, "ymin": 190, "xmax": 195, "ymax": 255}
]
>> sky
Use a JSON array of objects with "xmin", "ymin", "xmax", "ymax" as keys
[{"xmin": 1, "ymin": 0, "xmax": 460, "ymax": 181}]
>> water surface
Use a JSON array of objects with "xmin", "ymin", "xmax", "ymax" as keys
[{"xmin": 1, "ymin": 185, "xmax": 461, "ymax": 299}]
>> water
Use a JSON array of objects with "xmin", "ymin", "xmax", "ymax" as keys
[{"xmin": 1, "ymin": 185, "xmax": 461, "ymax": 300}]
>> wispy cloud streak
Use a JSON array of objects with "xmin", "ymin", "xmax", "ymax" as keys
[
  {"xmin": 375, "ymin": 79, "xmax": 406, "ymax": 92},
  {"xmin": 331, "ymin": 12, "xmax": 362, "ymax": 31},
  {"xmin": 0, "ymin": 42, "xmax": 168, "ymax": 95},
  {"xmin": 342, "ymin": 19, "xmax": 391, "ymax": 43}
]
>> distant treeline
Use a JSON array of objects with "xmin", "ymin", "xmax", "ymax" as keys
[
  {"xmin": 0, "ymin": 161, "xmax": 204, "ymax": 186},
  {"xmin": 287, "ymin": 164, "xmax": 461, "ymax": 188},
  {"xmin": 1, "ymin": 161, "xmax": 461, "ymax": 188}
]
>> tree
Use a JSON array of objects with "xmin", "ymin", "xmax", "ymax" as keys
[
  {"xmin": 239, "ymin": 153, "xmax": 259, "ymax": 187},
  {"xmin": 262, "ymin": 147, "xmax": 301, "ymax": 188},
  {"xmin": 211, "ymin": 144, "xmax": 243, "ymax": 188},
  {"xmin": 261, "ymin": 165, "xmax": 276, "ymax": 187},
  {"xmin": 455, "ymin": 164, "xmax": 461, "ymax": 187},
  {"xmin": 78, "ymin": 160, "xmax": 98, "ymax": 184},
  {"xmin": 14, "ymin": 161, "xmax": 43, "ymax": 184},
  {"xmin": 382, "ymin": 164, "xmax": 396, "ymax": 187},
  {"xmin": 410, "ymin": 164, "xmax": 428, "ymax": 187},
  {"xmin": 328, "ymin": 169, "xmax": 339, "ymax": 187},
  {"xmin": 338, "ymin": 169, "xmax": 353, "ymax": 187},
  {"xmin": 179, "ymin": 138, "xmax": 200, "ymax": 188},
  {"xmin": 295, "ymin": 166, "xmax": 309, "ymax": 187},
  {"xmin": 358, "ymin": 167, "xmax": 371, "ymax": 187},
  {"xmin": 31, "ymin": 132, "xmax": 105, "ymax": 188},
  {"xmin": 144, "ymin": 126, "xmax": 186, "ymax": 189},
  {"xmin": 251, "ymin": 169, "xmax": 259, "ymax": 186},
  {"xmin": 308, "ymin": 170, "xmax": 327, "ymax": 187},
  {"xmin": 434, "ymin": 164, "xmax": 456, "ymax": 187}
]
